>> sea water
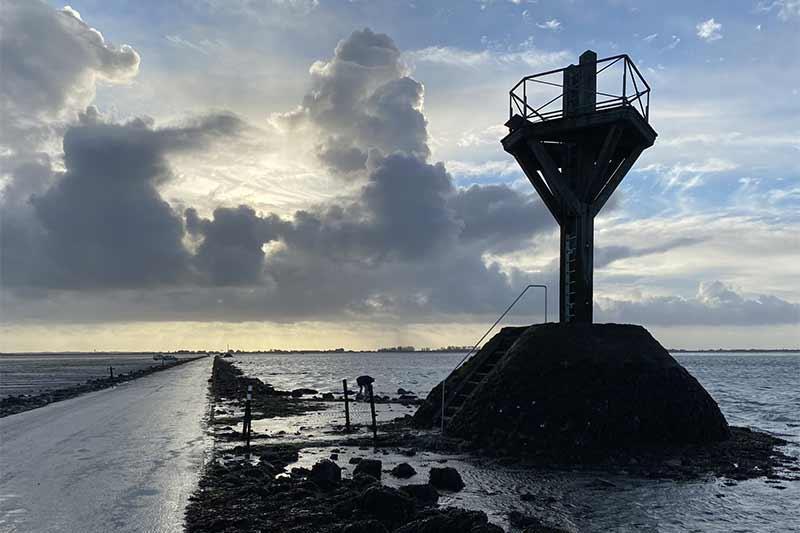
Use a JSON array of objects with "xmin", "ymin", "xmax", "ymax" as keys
[{"xmin": 232, "ymin": 351, "xmax": 800, "ymax": 532}]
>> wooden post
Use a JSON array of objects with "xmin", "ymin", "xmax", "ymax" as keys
[
  {"xmin": 109, "ymin": 366, "xmax": 114, "ymax": 379},
  {"xmin": 368, "ymin": 383, "xmax": 377, "ymax": 442},
  {"xmin": 243, "ymin": 384, "xmax": 252, "ymax": 456},
  {"xmin": 342, "ymin": 379, "xmax": 351, "ymax": 432}
]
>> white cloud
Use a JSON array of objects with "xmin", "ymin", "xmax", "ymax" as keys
[
  {"xmin": 406, "ymin": 45, "xmax": 570, "ymax": 70},
  {"xmin": 643, "ymin": 33, "xmax": 659, "ymax": 43},
  {"xmin": 757, "ymin": 0, "xmax": 800, "ymax": 20},
  {"xmin": 536, "ymin": 19, "xmax": 562, "ymax": 31},
  {"xmin": 696, "ymin": 18, "xmax": 723, "ymax": 42}
]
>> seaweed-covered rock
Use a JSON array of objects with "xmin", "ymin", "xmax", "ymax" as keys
[
  {"xmin": 353, "ymin": 459, "xmax": 382, "ymax": 480},
  {"xmin": 415, "ymin": 323, "xmax": 730, "ymax": 456},
  {"xmin": 310, "ymin": 459, "xmax": 341, "ymax": 486},
  {"xmin": 395, "ymin": 508, "xmax": 502, "ymax": 533},
  {"xmin": 429, "ymin": 467, "xmax": 464, "ymax": 491},
  {"xmin": 399, "ymin": 484, "xmax": 439, "ymax": 506},
  {"xmin": 391, "ymin": 463, "xmax": 417, "ymax": 478},
  {"xmin": 342, "ymin": 520, "xmax": 389, "ymax": 533},
  {"xmin": 358, "ymin": 485, "xmax": 415, "ymax": 528}
]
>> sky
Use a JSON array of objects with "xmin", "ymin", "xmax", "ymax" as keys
[{"xmin": 0, "ymin": 0, "xmax": 798, "ymax": 351}]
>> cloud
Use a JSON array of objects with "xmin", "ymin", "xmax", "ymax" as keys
[
  {"xmin": 598, "ymin": 281, "xmax": 799, "ymax": 326},
  {"xmin": 757, "ymin": 0, "xmax": 800, "ymax": 20},
  {"xmin": 536, "ymin": 19, "xmax": 562, "ymax": 31},
  {"xmin": 405, "ymin": 45, "xmax": 571, "ymax": 71},
  {"xmin": 1, "ymin": 109, "xmax": 245, "ymax": 289},
  {"xmin": 2, "ymin": 13, "xmax": 796, "ymax": 333},
  {"xmin": 0, "ymin": 1, "xmax": 140, "ymax": 153},
  {"xmin": 278, "ymin": 28, "xmax": 428, "ymax": 175},
  {"xmin": 2, "ymin": 24, "xmax": 552, "ymax": 325},
  {"xmin": 696, "ymin": 18, "xmax": 723, "ymax": 42}
]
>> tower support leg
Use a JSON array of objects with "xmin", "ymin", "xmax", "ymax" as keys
[{"xmin": 559, "ymin": 208, "xmax": 593, "ymax": 323}]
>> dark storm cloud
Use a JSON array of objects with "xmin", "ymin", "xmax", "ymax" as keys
[
  {"xmin": 187, "ymin": 205, "xmax": 286, "ymax": 286},
  {"xmin": 594, "ymin": 237, "xmax": 705, "ymax": 269},
  {"xmin": 1, "ymin": 110, "xmax": 245, "ymax": 289},
  {"xmin": 450, "ymin": 184, "xmax": 551, "ymax": 252}
]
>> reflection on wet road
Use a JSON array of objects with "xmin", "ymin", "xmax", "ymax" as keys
[{"xmin": 0, "ymin": 357, "xmax": 211, "ymax": 533}]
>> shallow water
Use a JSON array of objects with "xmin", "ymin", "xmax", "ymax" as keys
[
  {"xmin": 0, "ymin": 353, "xmax": 177, "ymax": 398},
  {"xmin": 233, "ymin": 351, "xmax": 800, "ymax": 532}
]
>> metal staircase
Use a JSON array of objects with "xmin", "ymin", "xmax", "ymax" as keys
[
  {"xmin": 440, "ymin": 333, "xmax": 520, "ymax": 426},
  {"xmin": 435, "ymin": 284, "xmax": 548, "ymax": 433}
]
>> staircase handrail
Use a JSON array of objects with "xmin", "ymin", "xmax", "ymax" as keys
[{"xmin": 440, "ymin": 284, "xmax": 548, "ymax": 433}]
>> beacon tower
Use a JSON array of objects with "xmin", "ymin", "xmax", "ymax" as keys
[{"xmin": 502, "ymin": 51, "xmax": 657, "ymax": 323}]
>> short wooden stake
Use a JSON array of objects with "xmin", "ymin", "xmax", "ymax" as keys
[
  {"xmin": 342, "ymin": 379, "xmax": 351, "ymax": 432},
  {"xmin": 243, "ymin": 384, "xmax": 252, "ymax": 456},
  {"xmin": 368, "ymin": 383, "xmax": 377, "ymax": 442}
]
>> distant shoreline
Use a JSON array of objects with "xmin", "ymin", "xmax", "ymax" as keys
[{"xmin": 2, "ymin": 349, "xmax": 799, "ymax": 356}]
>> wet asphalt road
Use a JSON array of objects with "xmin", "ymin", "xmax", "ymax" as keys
[{"xmin": 0, "ymin": 357, "xmax": 211, "ymax": 533}]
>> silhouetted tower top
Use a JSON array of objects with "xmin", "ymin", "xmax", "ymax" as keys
[{"xmin": 501, "ymin": 50, "xmax": 657, "ymax": 324}]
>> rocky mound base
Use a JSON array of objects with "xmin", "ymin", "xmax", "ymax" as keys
[{"xmin": 415, "ymin": 323, "xmax": 731, "ymax": 457}]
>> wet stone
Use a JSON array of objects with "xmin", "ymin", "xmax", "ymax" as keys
[
  {"xmin": 391, "ymin": 462, "xmax": 417, "ymax": 478},
  {"xmin": 310, "ymin": 459, "xmax": 341, "ymax": 487},
  {"xmin": 342, "ymin": 520, "xmax": 389, "ymax": 533},
  {"xmin": 358, "ymin": 485, "xmax": 415, "ymax": 528},
  {"xmin": 395, "ymin": 508, "xmax": 502, "ymax": 533},
  {"xmin": 429, "ymin": 466, "xmax": 465, "ymax": 491},
  {"xmin": 399, "ymin": 484, "xmax": 439, "ymax": 507},
  {"xmin": 354, "ymin": 458, "xmax": 382, "ymax": 480}
]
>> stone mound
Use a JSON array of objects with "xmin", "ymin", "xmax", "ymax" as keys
[{"xmin": 414, "ymin": 323, "xmax": 730, "ymax": 454}]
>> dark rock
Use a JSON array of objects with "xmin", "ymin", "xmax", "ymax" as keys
[
  {"xmin": 509, "ymin": 510, "xmax": 578, "ymax": 533},
  {"xmin": 413, "ymin": 324, "xmax": 731, "ymax": 455},
  {"xmin": 349, "ymin": 457, "xmax": 363, "ymax": 464},
  {"xmin": 342, "ymin": 520, "xmax": 389, "ymax": 533},
  {"xmin": 353, "ymin": 459, "xmax": 382, "ymax": 480},
  {"xmin": 330, "ymin": 453, "xmax": 339, "ymax": 461},
  {"xmin": 400, "ymin": 448, "xmax": 417, "ymax": 457},
  {"xmin": 358, "ymin": 485, "xmax": 415, "ymax": 528},
  {"xmin": 310, "ymin": 459, "xmax": 341, "ymax": 486},
  {"xmin": 429, "ymin": 467, "xmax": 464, "ymax": 491},
  {"xmin": 399, "ymin": 484, "xmax": 439, "ymax": 506},
  {"xmin": 391, "ymin": 462, "xmax": 417, "ymax": 478},
  {"xmin": 352, "ymin": 473, "xmax": 379, "ymax": 488},
  {"xmin": 322, "ymin": 392, "xmax": 335, "ymax": 400},
  {"xmin": 291, "ymin": 388, "xmax": 318, "ymax": 397},
  {"xmin": 395, "ymin": 508, "xmax": 502, "ymax": 533}
]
